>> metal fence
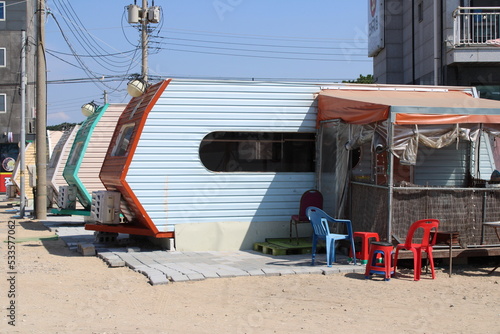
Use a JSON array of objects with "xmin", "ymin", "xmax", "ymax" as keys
[{"xmin": 453, "ymin": 7, "xmax": 500, "ymax": 46}]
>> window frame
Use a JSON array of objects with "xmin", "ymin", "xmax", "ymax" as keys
[
  {"xmin": 0, "ymin": 48, "xmax": 5, "ymax": 67},
  {"xmin": 199, "ymin": 131, "xmax": 316, "ymax": 173},
  {"xmin": 0, "ymin": 93, "xmax": 6, "ymax": 113},
  {"xmin": 0, "ymin": 2, "xmax": 5, "ymax": 21},
  {"xmin": 418, "ymin": 2, "xmax": 424, "ymax": 23},
  {"xmin": 111, "ymin": 123, "xmax": 135, "ymax": 157},
  {"xmin": 67, "ymin": 141, "xmax": 83, "ymax": 166}
]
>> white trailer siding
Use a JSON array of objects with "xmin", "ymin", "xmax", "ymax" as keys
[
  {"xmin": 126, "ymin": 80, "xmax": 321, "ymax": 250},
  {"xmin": 47, "ymin": 125, "xmax": 80, "ymax": 205}
]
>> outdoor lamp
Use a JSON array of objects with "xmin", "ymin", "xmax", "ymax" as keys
[
  {"xmin": 81, "ymin": 101, "xmax": 98, "ymax": 117},
  {"xmin": 127, "ymin": 78, "xmax": 146, "ymax": 97}
]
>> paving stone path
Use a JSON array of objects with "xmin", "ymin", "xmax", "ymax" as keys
[{"xmin": 40, "ymin": 215, "xmax": 365, "ymax": 286}]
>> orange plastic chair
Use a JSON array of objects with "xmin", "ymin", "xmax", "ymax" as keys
[
  {"xmin": 289, "ymin": 190, "xmax": 323, "ymax": 243},
  {"xmin": 394, "ymin": 219, "xmax": 440, "ymax": 281}
]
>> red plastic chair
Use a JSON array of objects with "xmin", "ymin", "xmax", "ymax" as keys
[
  {"xmin": 289, "ymin": 190, "xmax": 323, "ymax": 244},
  {"xmin": 394, "ymin": 219, "xmax": 440, "ymax": 281}
]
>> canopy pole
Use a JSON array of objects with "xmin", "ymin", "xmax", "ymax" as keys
[{"xmin": 387, "ymin": 120, "xmax": 395, "ymax": 242}]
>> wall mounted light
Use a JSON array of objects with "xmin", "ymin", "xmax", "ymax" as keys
[
  {"xmin": 81, "ymin": 101, "xmax": 98, "ymax": 117},
  {"xmin": 127, "ymin": 78, "xmax": 147, "ymax": 97}
]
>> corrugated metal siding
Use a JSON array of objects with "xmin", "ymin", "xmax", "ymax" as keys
[
  {"xmin": 47, "ymin": 127, "xmax": 78, "ymax": 204},
  {"xmin": 100, "ymin": 81, "xmax": 169, "ymax": 229},
  {"xmin": 12, "ymin": 142, "xmax": 36, "ymax": 200},
  {"xmin": 51, "ymin": 125, "xmax": 79, "ymax": 195},
  {"xmin": 47, "ymin": 130, "xmax": 63, "ymax": 158},
  {"xmin": 126, "ymin": 80, "xmax": 320, "ymax": 232},
  {"xmin": 478, "ymin": 133, "xmax": 495, "ymax": 180},
  {"xmin": 414, "ymin": 141, "xmax": 470, "ymax": 187},
  {"xmin": 79, "ymin": 104, "xmax": 125, "ymax": 196},
  {"xmin": 64, "ymin": 104, "xmax": 124, "ymax": 208}
]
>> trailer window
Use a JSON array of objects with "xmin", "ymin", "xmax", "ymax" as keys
[
  {"xmin": 112, "ymin": 124, "xmax": 135, "ymax": 157},
  {"xmin": 200, "ymin": 132, "xmax": 315, "ymax": 172},
  {"xmin": 67, "ymin": 142, "xmax": 83, "ymax": 166}
]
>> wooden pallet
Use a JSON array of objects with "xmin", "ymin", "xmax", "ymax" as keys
[
  {"xmin": 253, "ymin": 238, "xmax": 323, "ymax": 256},
  {"xmin": 253, "ymin": 242, "xmax": 289, "ymax": 256}
]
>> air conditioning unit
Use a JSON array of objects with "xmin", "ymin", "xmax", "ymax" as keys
[
  {"xmin": 58, "ymin": 185, "xmax": 77, "ymax": 210},
  {"xmin": 7, "ymin": 184, "xmax": 17, "ymax": 198},
  {"xmin": 91, "ymin": 191, "xmax": 121, "ymax": 224}
]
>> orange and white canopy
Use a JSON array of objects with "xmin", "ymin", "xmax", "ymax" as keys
[{"xmin": 317, "ymin": 88, "xmax": 500, "ymax": 125}]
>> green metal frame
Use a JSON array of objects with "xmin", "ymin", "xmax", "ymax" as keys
[{"xmin": 62, "ymin": 104, "xmax": 109, "ymax": 210}]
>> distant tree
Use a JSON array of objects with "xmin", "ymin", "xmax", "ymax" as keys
[
  {"xmin": 343, "ymin": 74, "xmax": 374, "ymax": 84},
  {"xmin": 47, "ymin": 122, "xmax": 81, "ymax": 131}
]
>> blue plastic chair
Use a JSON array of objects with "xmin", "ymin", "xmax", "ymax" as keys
[{"xmin": 306, "ymin": 206, "xmax": 356, "ymax": 267}]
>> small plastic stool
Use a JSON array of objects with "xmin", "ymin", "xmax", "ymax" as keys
[
  {"xmin": 365, "ymin": 241, "xmax": 394, "ymax": 281},
  {"xmin": 350, "ymin": 232, "xmax": 380, "ymax": 264}
]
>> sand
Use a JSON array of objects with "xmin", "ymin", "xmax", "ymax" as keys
[{"xmin": 1, "ymin": 203, "xmax": 499, "ymax": 334}]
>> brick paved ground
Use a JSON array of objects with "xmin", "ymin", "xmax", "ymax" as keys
[{"xmin": 39, "ymin": 215, "xmax": 364, "ymax": 285}]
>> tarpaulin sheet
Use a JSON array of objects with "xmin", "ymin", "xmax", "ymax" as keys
[{"xmin": 318, "ymin": 89, "xmax": 500, "ymax": 125}]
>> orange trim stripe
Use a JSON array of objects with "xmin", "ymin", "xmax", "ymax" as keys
[{"xmin": 120, "ymin": 79, "xmax": 171, "ymax": 235}]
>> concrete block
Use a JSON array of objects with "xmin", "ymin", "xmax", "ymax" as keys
[
  {"xmin": 261, "ymin": 268, "xmax": 281, "ymax": 276},
  {"xmin": 337, "ymin": 266, "xmax": 358, "ymax": 273},
  {"xmin": 107, "ymin": 259, "xmax": 126, "ymax": 267},
  {"xmin": 186, "ymin": 273, "xmax": 205, "ymax": 281},
  {"xmin": 245, "ymin": 269, "xmax": 265, "ymax": 276},
  {"xmin": 148, "ymin": 274, "xmax": 169, "ymax": 285},
  {"xmin": 169, "ymin": 274, "xmax": 190, "ymax": 282},
  {"xmin": 277, "ymin": 268, "xmax": 296, "ymax": 276},
  {"xmin": 94, "ymin": 231, "xmax": 118, "ymax": 243},
  {"xmin": 77, "ymin": 243, "xmax": 96, "ymax": 256},
  {"xmin": 322, "ymin": 267, "xmax": 341, "ymax": 275}
]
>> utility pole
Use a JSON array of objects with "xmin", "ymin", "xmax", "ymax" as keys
[
  {"xmin": 20, "ymin": 31, "xmax": 26, "ymax": 218},
  {"xmin": 35, "ymin": 0, "xmax": 47, "ymax": 219},
  {"xmin": 127, "ymin": 1, "xmax": 160, "ymax": 84},
  {"xmin": 141, "ymin": 0, "xmax": 148, "ymax": 82}
]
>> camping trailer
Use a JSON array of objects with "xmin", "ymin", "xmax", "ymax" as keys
[
  {"xmin": 47, "ymin": 125, "xmax": 80, "ymax": 207},
  {"xmin": 11, "ymin": 131, "xmax": 64, "ymax": 205},
  {"xmin": 87, "ymin": 79, "xmax": 322, "ymax": 250},
  {"xmin": 57, "ymin": 104, "xmax": 126, "ymax": 214},
  {"xmin": 11, "ymin": 141, "xmax": 36, "ymax": 203},
  {"xmin": 86, "ymin": 79, "xmax": 500, "ymax": 252}
]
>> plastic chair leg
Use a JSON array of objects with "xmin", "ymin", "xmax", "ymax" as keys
[
  {"xmin": 414, "ymin": 249, "xmax": 421, "ymax": 281},
  {"xmin": 427, "ymin": 249, "xmax": 436, "ymax": 279},
  {"xmin": 311, "ymin": 236, "xmax": 317, "ymax": 266},
  {"xmin": 350, "ymin": 237, "xmax": 357, "ymax": 265},
  {"xmin": 326, "ymin": 237, "xmax": 334, "ymax": 267},
  {"xmin": 394, "ymin": 248, "xmax": 400, "ymax": 275},
  {"xmin": 294, "ymin": 222, "xmax": 299, "ymax": 244}
]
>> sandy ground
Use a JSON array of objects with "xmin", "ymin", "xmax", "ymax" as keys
[{"xmin": 1, "ymin": 201, "xmax": 499, "ymax": 334}]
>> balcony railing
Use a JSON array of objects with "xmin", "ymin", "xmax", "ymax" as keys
[{"xmin": 453, "ymin": 7, "xmax": 500, "ymax": 46}]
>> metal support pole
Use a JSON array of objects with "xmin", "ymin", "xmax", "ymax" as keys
[
  {"xmin": 387, "ymin": 121, "xmax": 395, "ymax": 242},
  {"xmin": 20, "ymin": 31, "xmax": 26, "ymax": 217},
  {"xmin": 433, "ymin": 0, "xmax": 440, "ymax": 85},
  {"xmin": 35, "ymin": 0, "xmax": 47, "ymax": 219},
  {"xmin": 141, "ymin": 0, "xmax": 148, "ymax": 82}
]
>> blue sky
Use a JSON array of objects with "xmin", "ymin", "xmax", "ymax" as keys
[{"xmin": 45, "ymin": 0, "xmax": 372, "ymax": 125}]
